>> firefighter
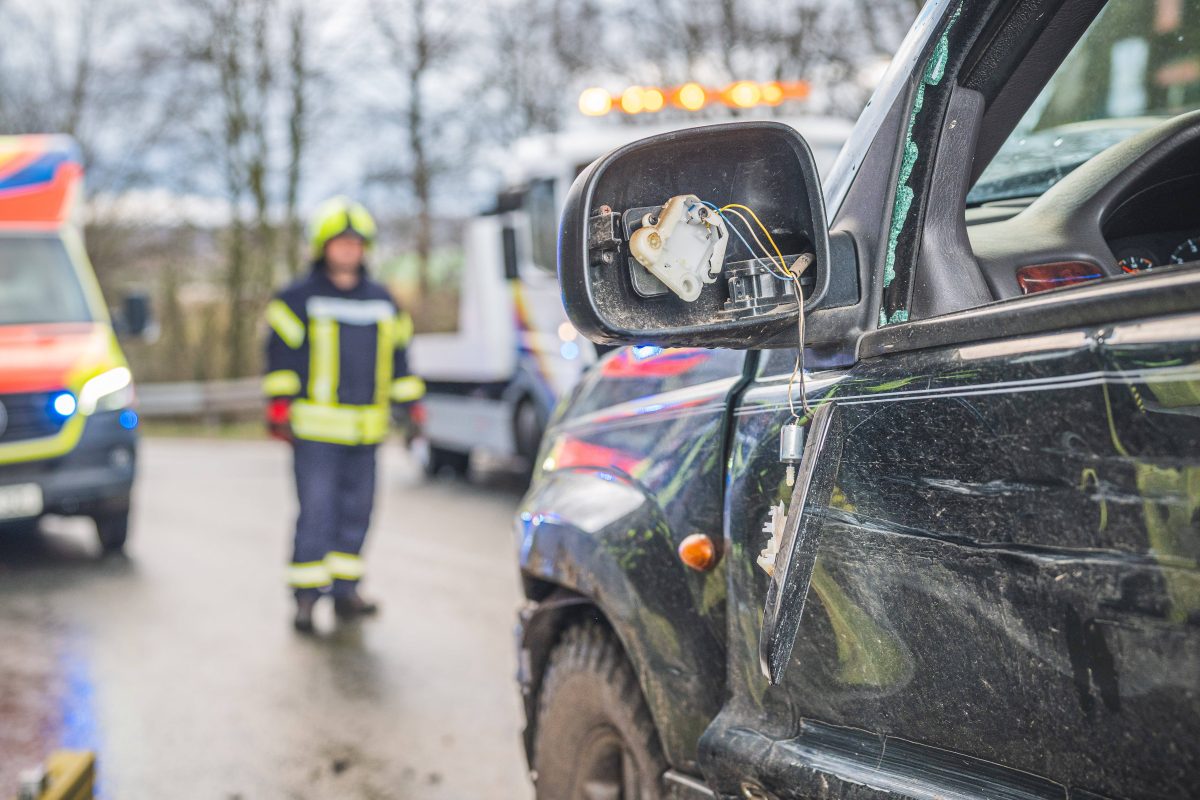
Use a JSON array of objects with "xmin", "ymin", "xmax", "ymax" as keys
[{"xmin": 262, "ymin": 196, "xmax": 425, "ymax": 633}]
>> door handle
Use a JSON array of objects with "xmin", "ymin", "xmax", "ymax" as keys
[{"xmin": 758, "ymin": 400, "xmax": 843, "ymax": 685}]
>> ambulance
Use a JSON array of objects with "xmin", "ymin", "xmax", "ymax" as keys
[{"xmin": 0, "ymin": 135, "xmax": 142, "ymax": 551}]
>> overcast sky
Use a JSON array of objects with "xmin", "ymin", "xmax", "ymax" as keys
[{"xmin": 1, "ymin": 0, "xmax": 912, "ymax": 225}]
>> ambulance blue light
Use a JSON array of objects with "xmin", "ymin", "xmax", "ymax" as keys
[
  {"xmin": 49, "ymin": 391, "xmax": 77, "ymax": 419},
  {"xmin": 119, "ymin": 409, "xmax": 139, "ymax": 430}
]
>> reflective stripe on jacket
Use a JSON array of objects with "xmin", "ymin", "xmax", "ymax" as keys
[{"xmin": 262, "ymin": 263, "xmax": 425, "ymax": 445}]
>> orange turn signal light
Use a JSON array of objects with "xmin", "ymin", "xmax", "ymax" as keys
[
  {"xmin": 678, "ymin": 533, "xmax": 719, "ymax": 572},
  {"xmin": 1015, "ymin": 261, "xmax": 1103, "ymax": 294}
]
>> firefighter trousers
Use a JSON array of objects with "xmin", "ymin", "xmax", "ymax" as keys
[{"xmin": 289, "ymin": 439, "xmax": 377, "ymax": 598}]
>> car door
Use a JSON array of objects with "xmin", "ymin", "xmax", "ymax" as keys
[
  {"xmin": 698, "ymin": 1, "xmax": 1200, "ymax": 798},
  {"xmin": 705, "ymin": 324, "xmax": 1200, "ymax": 799}
]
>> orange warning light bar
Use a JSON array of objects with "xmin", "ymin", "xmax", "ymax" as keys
[
  {"xmin": 675, "ymin": 82, "xmax": 708, "ymax": 111},
  {"xmin": 578, "ymin": 87, "xmax": 613, "ymax": 116},
  {"xmin": 578, "ymin": 81, "xmax": 810, "ymax": 116}
]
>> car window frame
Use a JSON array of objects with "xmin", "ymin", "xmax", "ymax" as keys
[
  {"xmin": 859, "ymin": 265, "xmax": 1200, "ymax": 359},
  {"xmin": 861, "ymin": 0, "xmax": 1188, "ymax": 351}
]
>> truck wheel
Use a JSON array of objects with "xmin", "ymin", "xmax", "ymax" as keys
[
  {"xmin": 514, "ymin": 397, "xmax": 544, "ymax": 464},
  {"xmin": 94, "ymin": 507, "xmax": 130, "ymax": 553},
  {"xmin": 425, "ymin": 445, "xmax": 470, "ymax": 479},
  {"xmin": 1, "ymin": 518, "xmax": 40, "ymax": 538},
  {"xmin": 534, "ymin": 622, "xmax": 667, "ymax": 800}
]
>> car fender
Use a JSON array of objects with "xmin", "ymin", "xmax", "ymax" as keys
[{"xmin": 516, "ymin": 465, "xmax": 726, "ymax": 772}]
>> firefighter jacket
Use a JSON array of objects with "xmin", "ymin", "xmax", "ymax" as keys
[{"xmin": 262, "ymin": 262, "xmax": 425, "ymax": 445}]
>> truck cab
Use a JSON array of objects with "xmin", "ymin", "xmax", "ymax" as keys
[
  {"xmin": 0, "ymin": 135, "xmax": 142, "ymax": 552},
  {"xmin": 411, "ymin": 119, "xmax": 850, "ymax": 477},
  {"xmin": 515, "ymin": 1, "xmax": 1200, "ymax": 798}
]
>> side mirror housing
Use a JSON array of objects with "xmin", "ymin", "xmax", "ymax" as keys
[
  {"xmin": 115, "ymin": 291, "xmax": 155, "ymax": 339},
  {"xmin": 559, "ymin": 121, "xmax": 831, "ymax": 349}
]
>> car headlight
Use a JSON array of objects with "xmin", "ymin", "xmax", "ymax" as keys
[{"xmin": 79, "ymin": 367, "xmax": 135, "ymax": 415}]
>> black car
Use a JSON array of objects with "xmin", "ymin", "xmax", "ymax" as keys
[{"xmin": 514, "ymin": 1, "xmax": 1200, "ymax": 798}]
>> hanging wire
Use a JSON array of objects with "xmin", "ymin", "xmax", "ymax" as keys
[
  {"xmin": 698, "ymin": 201, "xmax": 791, "ymax": 281},
  {"xmin": 699, "ymin": 198, "xmax": 813, "ymax": 421},
  {"xmin": 720, "ymin": 201, "xmax": 812, "ymax": 420},
  {"xmin": 721, "ymin": 203, "xmax": 787, "ymax": 271},
  {"xmin": 718, "ymin": 207, "xmax": 790, "ymax": 277},
  {"xmin": 786, "ymin": 268, "xmax": 813, "ymax": 420}
]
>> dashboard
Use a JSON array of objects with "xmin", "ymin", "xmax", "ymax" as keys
[
  {"xmin": 1109, "ymin": 229, "xmax": 1200, "ymax": 274},
  {"xmin": 967, "ymin": 111, "xmax": 1200, "ymax": 302},
  {"xmin": 1103, "ymin": 166, "xmax": 1200, "ymax": 274}
]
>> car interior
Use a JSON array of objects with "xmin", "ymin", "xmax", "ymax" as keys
[
  {"xmin": 903, "ymin": 0, "xmax": 1200, "ymax": 322},
  {"xmin": 969, "ymin": 112, "xmax": 1200, "ymax": 298}
]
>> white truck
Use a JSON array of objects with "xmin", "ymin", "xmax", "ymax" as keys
[{"xmin": 410, "ymin": 117, "xmax": 853, "ymax": 477}]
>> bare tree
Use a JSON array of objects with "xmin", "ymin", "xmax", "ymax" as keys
[
  {"xmin": 62, "ymin": 0, "xmax": 98, "ymax": 137},
  {"xmin": 283, "ymin": 1, "xmax": 310, "ymax": 276},
  {"xmin": 373, "ymin": 0, "xmax": 461, "ymax": 297},
  {"xmin": 169, "ymin": 0, "xmax": 280, "ymax": 377},
  {"xmin": 475, "ymin": 0, "xmax": 920, "ymax": 145},
  {"xmin": 0, "ymin": 0, "xmax": 923, "ymax": 386},
  {"xmin": 478, "ymin": 0, "xmax": 606, "ymax": 138},
  {"xmin": 0, "ymin": 0, "xmax": 189, "ymax": 307},
  {"xmin": 76, "ymin": 0, "xmax": 327, "ymax": 379},
  {"xmin": 631, "ymin": 0, "xmax": 900, "ymax": 118},
  {"xmin": 0, "ymin": 0, "xmax": 104, "ymax": 144}
]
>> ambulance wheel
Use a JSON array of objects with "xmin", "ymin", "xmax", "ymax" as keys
[
  {"xmin": 425, "ymin": 445, "xmax": 470, "ymax": 479},
  {"xmin": 94, "ymin": 507, "xmax": 130, "ymax": 553},
  {"xmin": 533, "ymin": 621, "xmax": 667, "ymax": 800}
]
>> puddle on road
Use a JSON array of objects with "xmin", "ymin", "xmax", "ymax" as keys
[
  {"xmin": 0, "ymin": 610, "xmax": 101, "ymax": 797},
  {"xmin": 0, "ymin": 523, "xmax": 106, "ymax": 798}
]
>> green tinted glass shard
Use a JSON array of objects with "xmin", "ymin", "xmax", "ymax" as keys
[{"xmin": 880, "ymin": 1, "xmax": 962, "ymax": 322}]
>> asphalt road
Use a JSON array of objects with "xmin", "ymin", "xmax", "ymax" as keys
[{"xmin": 0, "ymin": 437, "xmax": 533, "ymax": 799}]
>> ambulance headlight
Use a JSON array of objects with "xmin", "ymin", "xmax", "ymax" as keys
[{"xmin": 79, "ymin": 367, "xmax": 135, "ymax": 415}]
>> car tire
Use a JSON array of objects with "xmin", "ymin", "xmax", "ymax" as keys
[
  {"xmin": 94, "ymin": 507, "xmax": 130, "ymax": 553},
  {"xmin": 534, "ymin": 621, "xmax": 667, "ymax": 800},
  {"xmin": 425, "ymin": 445, "xmax": 470, "ymax": 479}
]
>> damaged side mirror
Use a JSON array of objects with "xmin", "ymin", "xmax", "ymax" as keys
[{"xmin": 558, "ymin": 121, "xmax": 832, "ymax": 349}]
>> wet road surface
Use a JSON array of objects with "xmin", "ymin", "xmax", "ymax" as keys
[{"xmin": 0, "ymin": 437, "xmax": 533, "ymax": 799}]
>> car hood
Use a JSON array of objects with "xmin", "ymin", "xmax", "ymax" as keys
[{"xmin": 0, "ymin": 322, "xmax": 122, "ymax": 394}]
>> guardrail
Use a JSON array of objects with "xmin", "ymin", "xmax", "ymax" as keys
[{"xmin": 136, "ymin": 377, "xmax": 263, "ymax": 420}]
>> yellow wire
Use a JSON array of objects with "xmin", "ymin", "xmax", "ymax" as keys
[
  {"xmin": 720, "ymin": 207, "xmax": 785, "ymax": 273},
  {"xmin": 721, "ymin": 203, "xmax": 788, "ymax": 275}
]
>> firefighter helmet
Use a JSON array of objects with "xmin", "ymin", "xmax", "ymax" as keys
[{"xmin": 308, "ymin": 196, "xmax": 377, "ymax": 257}]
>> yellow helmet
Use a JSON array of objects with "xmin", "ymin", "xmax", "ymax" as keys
[{"xmin": 308, "ymin": 196, "xmax": 377, "ymax": 258}]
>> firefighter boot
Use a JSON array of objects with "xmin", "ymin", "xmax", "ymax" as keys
[
  {"xmin": 333, "ymin": 587, "xmax": 379, "ymax": 619},
  {"xmin": 293, "ymin": 590, "xmax": 321, "ymax": 633}
]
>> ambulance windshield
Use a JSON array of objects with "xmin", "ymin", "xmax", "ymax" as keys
[{"xmin": 0, "ymin": 236, "xmax": 92, "ymax": 325}]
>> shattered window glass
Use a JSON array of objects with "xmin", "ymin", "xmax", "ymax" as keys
[{"xmin": 970, "ymin": 0, "xmax": 1200, "ymax": 205}]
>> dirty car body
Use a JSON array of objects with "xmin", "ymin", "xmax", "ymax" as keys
[{"xmin": 516, "ymin": 0, "xmax": 1200, "ymax": 798}]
